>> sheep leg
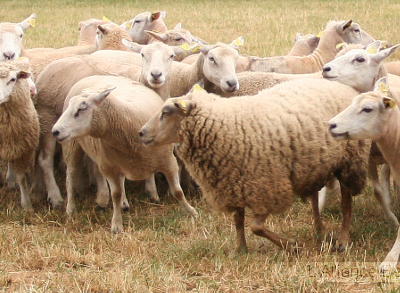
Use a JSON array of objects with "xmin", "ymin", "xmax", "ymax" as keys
[
  {"xmin": 381, "ymin": 163, "xmax": 392, "ymax": 205},
  {"xmin": 145, "ymin": 174, "xmax": 160, "ymax": 203},
  {"xmin": 310, "ymin": 193, "xmax": 325, "ymax": 238},
  {"xmin": 11, "ymin": 161, "xmax": 34, "ymax": 213},
  {"xmin": 119, "ymin": 175, "xmax": 129, "ymax": 211},
  {"xmin": 250, "ymin": 214, "xmax": 298, "ymax": 250},
  {"xmin": 336, "ymin": 182, "xmax": 352, "ymax": 251},
  {"xmin": 63, "ymin": 141, "xmax": 84, "ymax": 215},
  {"xmin": 368, "ymin": 159, "xmax": 399, "ymax": 227},
  {"xmin": 6, "ymin": 162, "xmax": 17, "ymax": 189},
  {"xmin": 379, "ymin": 226, "xmax": 400, "ymax": 274},
  {"xmin": 233, "ymin": 207, "xmax": 247, "ymax": 253},
  {"xmin": 318, "ymin": 177, "xmax": 338, "ymax": 214},
  {"xmin": 163, "ymin": 166, "xmax": 197, "ymax": 217},
  {"xmin": 38, "ymin": 132, "xmax": 64, "ymax": 208},
  {"xmin": 92, "ymin": 162, "xmax": 110, "ymax": 209},
  {"xmin": 106, "ymin": 172, "xmax": 124, "ymax": 233}
]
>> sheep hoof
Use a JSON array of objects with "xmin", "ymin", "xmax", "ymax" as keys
[
  {"xmin": 235, "ymin": 245, "xmax": 249, "ymax": 255},
  {"xmin": 379, "ymin": 262, "xmax": 398, "ymax": 275},
  {"xmin": 121, "ymin": 202, "xmax": 130, "ymax": 212},
  {"xmin": 333, "ymin": 242, "xmax": 348, "ymax": 252},
  {"xmin": 95, "ymin": 205, "xmax": 106, "ymax": 212},
  {"xmin": 47, "ymin": 198, "xmax": 64, "ymax": 209}
]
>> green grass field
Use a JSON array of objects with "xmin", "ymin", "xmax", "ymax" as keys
[{"xmin": 1, "ymin": 0, "xmax": 400, "ymax": 292}]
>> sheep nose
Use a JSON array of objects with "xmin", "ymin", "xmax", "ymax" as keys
[
  {"xmin": 328, "ymin": 122, "xmax": 337, "ymax": 130},
  {"xmin": 323, "ymin": 66, "xmax": 331, "ymax": 72},
  {"xmin": 52, "ymin": 130, "xmax": 60, "ymax": 138},
  {"xmin": 3, "ymin": 51, "xmax": 15, "ymax": 60},
  {"xmin": 139, "ymin": 130, "xmax": 145, "ymax": 137},
  {"xmin": 151, "ymin": 71, "xmax": 162, "ymax": 80},
  {"xmin": 226, "ymin": 80, "xmax": 238, "ymax": 91}
]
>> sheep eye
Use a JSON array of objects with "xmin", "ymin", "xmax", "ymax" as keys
[
  {"xmin": 175, "ymin": 38, "xmax": 183, "ymax": 42},
  {"xmin": 209, "ymin": 56, "xmax": 215, "ymax": 62},
  {"xmin": 75, "ymin": 102, "xmax": 88, "ymax": 117},
  {"xmin": 354, "ymin": 29, "xmax": 360, "ymax": 33},
  {"xmin": 7, "ymin": 78, "xmax": 16, "ymax": 85},
  {"xmin": 134, "ymin": 20, "xmax": 141, "ymax": 24},
  {"xmin": 19, "ymin": 34, "xmax": 23, "ymax": 38},
  {"xmin": 362, "ymin": 108, "xmax": 372, "ymax": 113},
  {"xmin": 170, "ymin": 54, "xmax": 175, "ymax": 59},
  {"xmin": 355, "ymin": 57, "xmax": 365, "ymax": 62}
]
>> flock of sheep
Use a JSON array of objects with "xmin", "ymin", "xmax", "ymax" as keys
[{"xmin": 1, "ymin": 11, "xmax": 400, "ymax": 274}]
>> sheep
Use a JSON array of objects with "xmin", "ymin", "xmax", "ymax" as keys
[
  {"xmin": 287, "ymin": 33, "xmax": 320, "ymax": 56},
  {"xmin": 319, "ymin": 43, "xmax": 400, "ymax": 226},
  {"xmin": 145, "ymin": 23, "xmax": 208, "ymax": 61},
  {"xmin": 327, "ymin": 77, "xmax": 400, "ymax": 274},
  {"xmin": 139, "ymin": 78, "xmax": 371, "ymax": 253},
  {"xmin": 238, "ymin": 20, "xmax": 372, "ymax": 74},
  {"xmin": 51, "ymin": 75, "xmax": 197, "ymax": 233},
  {"xmin": 385, "ymin": 61, "xmax": 400, "ymax": 77},
  {"xmin": 33, "ymin": 40, "xmax": 195, "ymax": 209},
  {"xmin": 0, "ymin": 13, "xmax": 36, "ymax": 61},
  {"xmin": 121, "ymin": 11, "xmax": 168, "ymax": 44},
  {"xmin": 95, "ymin": 22, "xmax": 132, "ymax": 51},
  {"xmin": 0, "ymin": 60, "xmax": 40, "ymax": 212}
]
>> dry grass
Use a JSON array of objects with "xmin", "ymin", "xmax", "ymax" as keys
[{"xmin": 1, "ymin": 0, "xmax": 400, "ymax": 292}]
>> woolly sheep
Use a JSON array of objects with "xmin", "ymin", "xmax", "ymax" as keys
[
  {"xmin": 0, "ymin": 60, "xmax": 40, "ymax": 212},
  {"xmin": 239, "ymin": 20, "xmax": 371, "ymax": 73},
  {"xmin": 121, "ymin": 11, "xmax": 168, "ymax": 44},
  {"xmin": 327, "ymin": 77, "xmax": 400, "ymax": 274},
  {"xmin": 52, "ymin": 75, "xmax": 197, "ymax": 233},
  {"xmin": 287, "ymin": 33, "xmax": 320, "ymax": 56},
  {"xmin": 139, "ymin": 78, "xmax": 371, "ymax": 252}
]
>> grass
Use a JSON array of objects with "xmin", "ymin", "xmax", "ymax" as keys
[{"xmin": 1, "ymin": 0, "xmax": 400, "ymax": 292}]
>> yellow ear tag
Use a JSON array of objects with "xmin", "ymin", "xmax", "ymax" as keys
[
  {"xmin": 336, "ymin": 43, "xmax": 345, "ymax": 50},
  {"xmin": 367, "ymin": 46, "xmax": 377, "ymax": 54},
  {"xmin": 152, "ymin": 30, "xmax": 160, "ymax": 34},
  {"xmin": 381, "ymin": 41, "xmax": 388, "ymax": 49},
  {"xmin": 233, "ymin": 37, "xmax": 244, "ymax": 47},
  {"xmin": 17, "ymin": 57, "xmax": 28, "ymax": 61},
  {"xmin": 125, "ymin": 21, "xmax": 132, "ymax": 29},
  {"xmin": 177, "ymin": 99, "xmax": 187, "ymax": 113},
  {"xmin": 193, "ymin": 84, "xmax": 204, "ymax": 91},
  {"xmin": 180, "ymin": 43, "xmax": 190, "ymax": 51},
  {"xmin": 384, "ymin": 97, "xmax": 396, "ymax": 108},
  {"xmin": 28, "ymin": 19, "xmax": 35, "ymax": 28},
  {"xmin": 102, "ymin": 16, "xmax": 110, "ymax": 22},
  {"xmin": 190, "ymin": 43, "xmax": 200, "ymax": 53},
  {"xmin": 151, "ymin": 14, "xmax": 156, "ymax": 20},
  {"xmin": 379, "ymin": 82, "xmax": 389, "ymax": 94}
]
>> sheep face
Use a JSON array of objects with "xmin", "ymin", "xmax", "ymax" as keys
[
  {"xmin": 52, "ymin": 88, "xmax": 114, "ymax": 143},
  {"xmin": 323, "ymin": 43, "xmax": 400, "ymax": 92},
  {"xmin": 0, "ymin": 67, "xmax": 30, "ymax": 104},
  {"xmin": 0, "ymin": 14, "xmax": 35, "ymax": 61},
  {"xmin": 328, "ymin": 80, "xmax": 395, "ymax": 141},
  {"xmin": 201, "ymin": 44, "xmax": 239, "ymax": 92},
  {"xmin": 96, "ymin": 23, "xmax": 132, "ymax": 49},
  {"xmin": 140, "ymin": 97, "xmax": 192, "ymax": 147},
  {"xmin": 140, "ymin": 42, "xmax": 175, "ymax": 88},
  {"xmin": 124, "ymin": 11, "xmax": 167, "ymax": 44}
]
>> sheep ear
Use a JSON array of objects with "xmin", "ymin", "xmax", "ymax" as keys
[
  {"xmin": 374, "ymin": 77, "xmax": 389, "ymax": 95},
  {"xmin": 342, "ymin": 20, "xmax": 353, "ymax": 31},
  {"xmin": 151, "ymin": 11, "xmax": 166, "ymax": 21},
  {"xmin": 371, "ymin": 43, "xmax": 400, "ymax": 64},
  {"xmin": 122, "ymin": 39, "xmax": 143, "ymax": 53},
  {"xmin": 173, "ymin": 23, "xmax": 182, "ymax": 30},
  {"xmin": 174, "ymin": 99, "xmax": 193, "ymax": 115},
  {"xmin": 383, "ymin": 97, "xmax": 396, "ymax": 109},
  {"xmin": 92, "ymin": 87, "xmax": 116, "ymax": 106},
  {"xmin": 365, "ymin": 40, "xmax": 381, "ymax": 54},
  {"xmin": 18, "ymin": 13, "xmax": 36, "ymax": 31},
  {"xmin": 97, "ymin": 25, "xmax": 107, "ymax": 34},
  {"xmin": 229, "ymin": 36, "xmax": 245, "ymax": 49},
  {"xmin": 17, "ymin": 70, "xmax": 31, "ymax": 80},
  {"xmin": 145, "ymin": 30, "xmax": 168, "ymax": 43}
]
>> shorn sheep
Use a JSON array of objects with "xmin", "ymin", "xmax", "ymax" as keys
[
  {"xmin": 328, "ymin": 77, "xmax": 400, "ymax": 274},
  {"xmin": 121, "ymin": 11, "xmax": 168, "ymax": 44},
  {"xmin": 239, "ymin": 20, "xmax": 372, "ymax": 74},
  {"xmin": 0, "ymin": 14, "xmax": 36, "ymax": 61},
  {"xmin": 52, "ymin": 75, "xmax": 197, "ymax": 233},
  {"xmin": 0, "ymin": 60, "xmax": 40, "ymax": 212},
  {"xmin": 139, "ymin": 78, "xmax": 371, "ymax": 252}
]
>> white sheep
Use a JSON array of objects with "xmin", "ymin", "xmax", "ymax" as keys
[
  {"xmin": 145, "ymin": 23, "xmax": 208, "ymax": 61},
  {"xmin": 287, "ymin": 33, "xmax": 320, "ymax": 56},
  {"xmin": 139, "ymin": 78, "xmax": 371, "ymax": 253},
  {"xmin": 33, "ymin": 40, "xmax": 194, "ymax": 209},
  {"xmin": 121, "ymin": 11, "xmax": 168, "ymax": 44},
  {"xmin": 0, "ymin": 60, "xmax": 40, "ymax": 212},
  {"xmin": 238, "ymin": 20, "xmax": 372, "ymax": 73},
  {"xmin": 0, "ymin": 14, "xmax": 36, "ymax": 61},
  {"xmin": 52, "ymin": 75, "xmax": 197, "ymax": 233},
  {"xmin": 327, "ymin": 77, "xmax": 400, "ymax": 274}
]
